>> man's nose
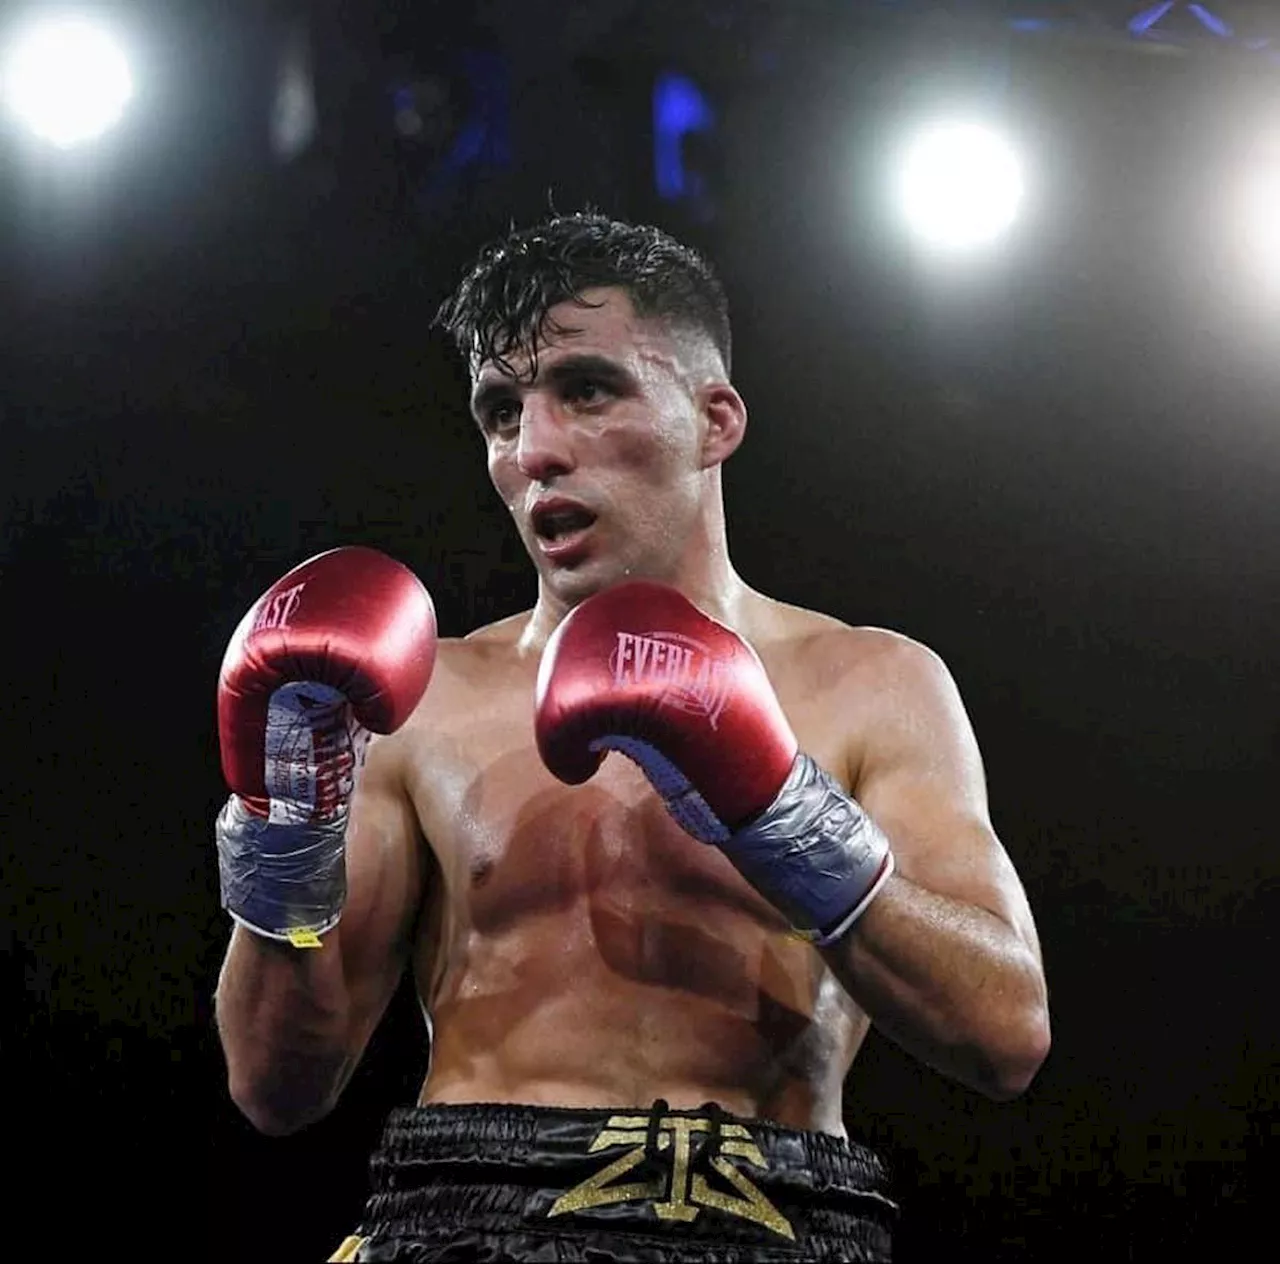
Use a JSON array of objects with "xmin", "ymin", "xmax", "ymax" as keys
[{"xmin": 515, "ymin": 395, "xmax": 575, "ymax": 481}]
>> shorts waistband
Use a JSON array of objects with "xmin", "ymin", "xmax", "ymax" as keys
[
  {"xmin": 371, "ymin": 1101, "xmax": 892, "ymax": 1199},
  {"xmin": 349, "ymin": 1100, "xmax": 897, "ymax": 1262}
]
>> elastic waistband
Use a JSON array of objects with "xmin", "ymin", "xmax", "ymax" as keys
[
  {"xmin": 352, "ymin": 1101, "xmax": 897, "ymax": 1261},
  {"xmin": 371, "ymin": 1101, "xmax": 892, "ymax": 1201}
]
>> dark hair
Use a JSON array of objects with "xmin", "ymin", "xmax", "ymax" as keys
[{"xmin": 435, "ymin": 212, "xmax": 731, "ymax": 378}]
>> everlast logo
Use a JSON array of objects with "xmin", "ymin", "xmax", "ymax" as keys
[
  {"xmin": 253, "ymin": 581, "xmax": 307, "ymax": 634},
  {"xmin": 610, "ymin": 631, "xmax": 730, "ymax": 729}
]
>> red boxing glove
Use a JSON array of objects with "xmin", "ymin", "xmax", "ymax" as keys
[
  {"xmin": 216, "ymin": 546, "xmax": 436, "ymax": 943},
  {"xmin": 218, "ymin": 546, "xmax": 437, "ymax": 818},
  {"xmin": 536, "ymin": 581, "xmax": 893, "ymax": 944},
  {"xmin": 536, "ymin": 581, "xmax": 798, "ymax": 841}
]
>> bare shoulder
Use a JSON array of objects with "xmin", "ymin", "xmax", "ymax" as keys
[
  {"xmin": 363, "ymin": 611, "xmax": 534, "ymax": 771},
  {"xmin": 443, "ymin": 613, "xmax": 528, "ymax": 678},
  {"xmin": 460, "ymin": 608, "xmax": 533, "ymax": 648},
  {"xmin": 759, "ymin": 595, "xmax": 951, "ymax": 701},
  {"xmin": 424, "ymin": 609, "xmax": 535, "ymax": 688},
  {"xmin": 759, "ymin": 595, "xmax": 985, "ymax": 811}
]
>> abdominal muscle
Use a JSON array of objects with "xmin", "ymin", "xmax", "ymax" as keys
[
  {"xmin": 413, "ymin": 900, "xmax": 868, "ymax": 1138},
  {"xmin": 400, "ymin": 655, "xmax": 870, "ymax": 1138}
]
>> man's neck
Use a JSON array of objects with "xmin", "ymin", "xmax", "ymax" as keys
[{"xmin": 520, "ymin": 543, "xmax": 754, "ymax": 654}]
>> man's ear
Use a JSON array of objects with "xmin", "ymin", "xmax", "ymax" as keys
[{"xmin": 699, "ymin": 383, "xmax": 747, "ymax": 469}]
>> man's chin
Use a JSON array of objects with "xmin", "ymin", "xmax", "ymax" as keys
[{"xmin": 540, "ymin": 555, "xmax": 643, "ymax": 606}]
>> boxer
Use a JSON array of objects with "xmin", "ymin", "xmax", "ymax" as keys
[{"xmin": 214, "ymin": 213, "xmax": 1050, "ymax": 1262}]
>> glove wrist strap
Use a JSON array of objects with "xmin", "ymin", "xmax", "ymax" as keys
[
  {"xmin": 724, "ymin": 752, "xmax": 894, "ymax": 945},
  {"xmin": 216, "ymin": 794, "xmax": 347, "ymax": 947}
]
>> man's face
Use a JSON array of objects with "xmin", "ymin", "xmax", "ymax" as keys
[{"xmin": 470, "ymin": 288, "xmax": 711, "ymax": 605}]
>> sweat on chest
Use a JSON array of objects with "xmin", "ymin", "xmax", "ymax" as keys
[{"xmin": 442, "ymin": 743, "xmax": 775, "ymax": 932}]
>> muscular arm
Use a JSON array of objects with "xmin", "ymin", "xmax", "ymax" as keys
[
  {"xmin": 215, "ymin": 732, "xmax": 429, "ymax": 1134},
  {"xmin": 821, "ymin": 637, "xmax": 1050, "ymax": 1100}
]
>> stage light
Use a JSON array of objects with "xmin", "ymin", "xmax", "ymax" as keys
[
  {"xmin": 271, "ymin": 22, "xmax": 317, "ymax": 161},
  {"xmin": 1, "ymin": 14, "xmax": 133, "ymax": 148},
  {"xmin": 894, "ymin": 120, "xmax": 1025, "ymax": 252},
  {"xmin": 1240, "ymin": 155, "xmax": 1280, "ymax": 288},
  {"xmin": 653, "ymin": 72, "xmax": 714, "ymax": 202}
]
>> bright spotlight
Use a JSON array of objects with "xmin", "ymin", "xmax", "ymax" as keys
[
  {"xmin": 1, "ymin": 15, "xmax": 134, "ymax": 149},
  {"xmin": 895, "ymin": 121, "xmax": 1024, "ymax": 251},
  {"xmin": 1240, "ymin": 159, "xmax": 1280, "ymax": 287}
]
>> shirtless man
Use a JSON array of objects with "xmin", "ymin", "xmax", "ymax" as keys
[{"xmin": 214, "ymin": 214, "xmax": 1051, "ymax": 1262}]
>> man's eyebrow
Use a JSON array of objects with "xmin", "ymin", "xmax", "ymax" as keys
[
  {"xmin": 470, "ymin": 377, "xmax": 517, "ymax": 422},
  {"xmin": 470, "ymin": 354, "xmax": 634, "ymax": 419},
  {"xmin": 542, "ymin": 353, "xmax": 633, "ymax": 387}
]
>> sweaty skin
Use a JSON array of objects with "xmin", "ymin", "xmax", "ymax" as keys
[
  {"xmin": 399, "ymin": 604, "xmax": 878, "ymax": 1138},
  {"xmin": 216, "ymin": 286, "xmax": 1047, "ymax": 1139}
]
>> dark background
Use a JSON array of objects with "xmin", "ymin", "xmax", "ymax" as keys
[{"xmin": 1, "ymin": 2, "xmax": 1274, "ymax": 1259}]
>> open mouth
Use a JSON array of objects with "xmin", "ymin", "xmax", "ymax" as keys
[{"xmin": 532, "ymin": 502, "xmax": 598, "ymax": 545}]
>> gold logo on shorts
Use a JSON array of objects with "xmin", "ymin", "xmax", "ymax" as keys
[
  {"xmin": 327, "ymin": 1234, "xmax": 366, "ymax": 1262},
  {"xmin": 547, "ymin": 1112, "xmax": 795, "ymax": 1241}
]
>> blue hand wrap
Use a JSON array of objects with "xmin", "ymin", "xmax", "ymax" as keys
[
  {"xmin": 722, "ymin": 753, "xmax": 895, "ymax": 946},
  {"xmin": 216, "ymin": 681, "xmax": 367, "ymax": 944},
  {"xmin": 216, "ymin": 794, "xmax": 348, "ymax": 942}
]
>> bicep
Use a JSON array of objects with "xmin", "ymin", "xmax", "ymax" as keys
[
  {"xmin": 852, "ymin": 639, "xmax": 1042, "ymax": 963},
  {"xmin": 339, "ymin": 732, "xmax": 432, "ymax": 1058}
]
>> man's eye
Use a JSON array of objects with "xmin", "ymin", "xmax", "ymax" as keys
[
  {"xmin": 486, "ymin": 400, "xmax": 520, "ymax": 432},
  {"xmin": 567, "ymin": 378, "xmax": 607, "ymax": 406}
]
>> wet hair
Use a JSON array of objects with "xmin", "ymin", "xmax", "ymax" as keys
[{"xmin": 435, "ymin": 212, "xmax": 731, "ymax": 379}]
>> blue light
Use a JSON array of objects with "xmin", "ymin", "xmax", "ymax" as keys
[
  {"xmin": 410, "ymin": 49, "xmax": 511, "ymax": 210},
  {"xmin": 1009, "ymin": 19, "xmax": 1054, "ymax": 32},
  {"xmin": 1188, "ymin": 5, "xmax": 1234, "ymax": 37},
  {"xmin": 441, "ymin": 50, "xmax": 510, "ymax": 175},
  {"xmin": 653, "ymin": 73, "xmax": 714, "ymax": 201},
  {"xmin": 1128, "ymin": 1, "xmax": 1176, "ymax": 35}
]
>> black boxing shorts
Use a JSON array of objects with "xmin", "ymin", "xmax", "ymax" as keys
[{"xmin": 328, "ymin": 1100, "xmax": 897, "ymax": 1262}]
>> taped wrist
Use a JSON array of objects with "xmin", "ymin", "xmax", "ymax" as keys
[
  {"xmin": 216, "ymin": 794, "xmax": 347, "ymax": 946},
  {"xmin": 722, "ymin": 752, "xmax": 894, "ymax": 946}
]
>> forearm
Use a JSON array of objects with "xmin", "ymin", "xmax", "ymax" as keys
[
  {"xmin": 823, "ymin": 872, "xmax": 1050, "ymax": 1099},
  {"xmin": 215, "ymin": 924, "xmax": 355, "ymax": 1134}
]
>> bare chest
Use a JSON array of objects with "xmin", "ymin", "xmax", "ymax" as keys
[{"xmin": 408, "ymin": 660, "xmax": 850, "ymax": 936}]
